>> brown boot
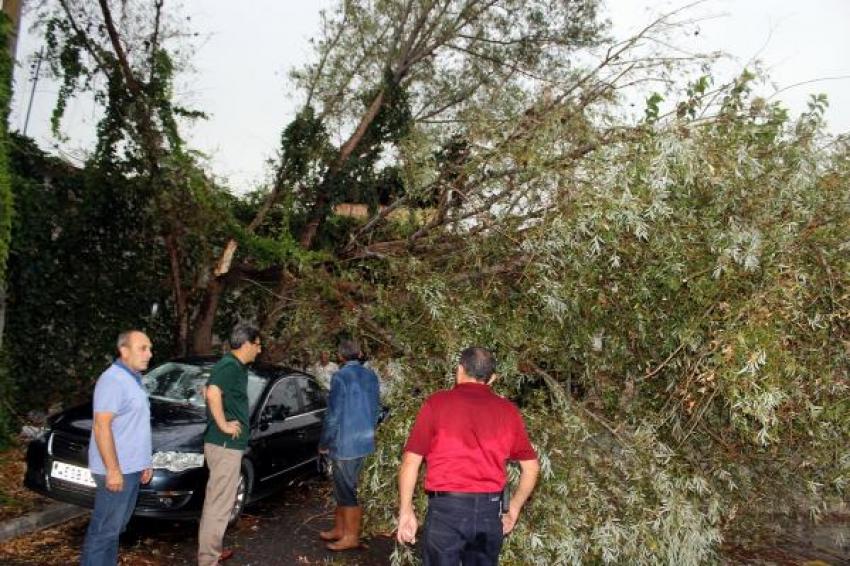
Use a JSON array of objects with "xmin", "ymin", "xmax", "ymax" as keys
[
  {"xmin": 319, "ymin": 506, "xmax": 344, "ymax": 541},
  {"xmin": 326, "ymin": 506, "xmax": 361, "ymax": 551}
]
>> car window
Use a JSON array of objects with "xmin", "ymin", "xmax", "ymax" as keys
[
  {"xmin": 298, "ymin": 376, "xmax": 326, "ymax": 412},
  {"xmin": 143, "ymin": 363, "xmax": 207, "ymax": 407},
  {"xmin": 264, "ymin": 378, "xmax": 302, "ymax": 420},
  {"xmin": 245, "ymin": 370, "xmax": 267, "ymax": 411},
  {"xmin": 143, "ymin": 362, "xmax": 268, "ymax": 412}
]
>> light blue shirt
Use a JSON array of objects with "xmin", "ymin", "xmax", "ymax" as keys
[{"xmin": 88, "ymin": 361, "xmax": 152, "ymax": 474}]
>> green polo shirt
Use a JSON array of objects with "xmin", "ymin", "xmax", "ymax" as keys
[{"xmin": 204, "ymin": 353, "xmax": 249, "ymax": 450}]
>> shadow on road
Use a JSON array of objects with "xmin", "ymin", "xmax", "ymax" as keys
[{"xmin": 0, "ymin": 475, "xmax": 395, "ymax": 565}]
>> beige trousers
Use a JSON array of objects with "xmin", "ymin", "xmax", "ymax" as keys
[{"xmin": 197, "ymin": 442, "xmax": 243, "ymax": 566}]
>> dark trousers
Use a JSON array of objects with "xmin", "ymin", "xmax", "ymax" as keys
[
  {"xmin": 80, "ymin": 471, "xmax": 141, "ymax": 566},
  {"xmin": 422, "ymin": 494, "xmax": 504, "ymax": 566},
  {"xmin": 331, "ymin": 457, "xmax": 365, "ymax": 506}
]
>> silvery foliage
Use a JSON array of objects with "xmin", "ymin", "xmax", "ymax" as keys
[{"xmin": 361, "ymin": 81, "xmax": 848, "ymax": 563}]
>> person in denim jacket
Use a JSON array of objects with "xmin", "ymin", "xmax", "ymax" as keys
[{"xmin": 317, "ymin": 338, "xmax": 381, "ymax": 551}]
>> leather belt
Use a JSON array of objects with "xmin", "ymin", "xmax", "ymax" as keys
[{"xmin": 426, "ymin": 491, "xmax": 501, "ymax": 498}]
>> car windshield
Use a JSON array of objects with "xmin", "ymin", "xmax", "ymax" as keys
[{"xmin": 141, "ymin": 362, "xmax": 267, "ymax": 411}]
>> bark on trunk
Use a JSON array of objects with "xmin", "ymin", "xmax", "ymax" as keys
[
  {"xmin": 191, "ymin": 276, "xmax": 224, "ymax": 355},
  {"xmin": 260, "ymin": 89, "xmax": 390, "ymax": 343},
  {"xmin": 201, "ymin": 86, "xmax": 392, "ymax": 347},
  {"xmin": 165, "ymin": 234, "xmax": 189, "ymax": 356},
  {"xmin": 299, "ymin": 89, "xmax": 386, "ymax": 250},
  {"xmin": 0, "ymin": 280, "xmax": 6, "ymax": 351}
]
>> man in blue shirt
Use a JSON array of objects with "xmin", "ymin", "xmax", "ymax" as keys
[
  {"xmin": 81, "ymin": 330, "xmax": 153, "ymax": 566},
  {"xmin": 318, "ymin": 339, "xmax": 381, "ymax": 551}
]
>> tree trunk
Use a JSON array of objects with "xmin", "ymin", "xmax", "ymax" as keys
[
  {"xmin": 0, "ymin": 280, "xmax": 6, "ymax": 351},
  {"xmin": 299, "ymin": 88, "xmax": 386, "ymax": 250},
  {"xmin": 195, "ymin": 87, "xmax": 392, "ymax": 349},
  {"xmin": 165, "ymin": 233, "xmax": 189, "ymax": 356},
  {"xmin": 191, "ymin": 277, "xmax": 224, "ymax": 355},
  {"xmin": 256, "ymin": 89, "xmax": 390, "ymax": 344}
]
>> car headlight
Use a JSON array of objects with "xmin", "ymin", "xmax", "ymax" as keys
[{"xmin": 151, "ymin": 451, "xmax": 205, "ymax": 472}]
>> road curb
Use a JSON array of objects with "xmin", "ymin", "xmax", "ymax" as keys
[{"xmin": 0, "ymin": 503, "xmax": 87, "ymax": 543}]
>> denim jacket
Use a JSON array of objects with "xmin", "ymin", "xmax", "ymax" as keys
[{"xmin": 319, "ymin": 360, "xmax": 382, "ymax": 460}]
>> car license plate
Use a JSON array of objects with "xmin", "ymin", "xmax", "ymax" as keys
[{"xmin": 51, "ymin": 460, "xmax": 96, "ymax": 488}]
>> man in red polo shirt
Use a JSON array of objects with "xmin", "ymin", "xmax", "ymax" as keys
[{"xmin": 396, "ymin": 347, "xmax": 540, "ymax": 565}]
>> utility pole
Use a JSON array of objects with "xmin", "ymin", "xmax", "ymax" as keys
[
  {"xmin": 3, "ymin": 1, "xmax": 42, "ymax": 137},
  {"xmin": 22, "ymin": 45, "xmax": 40, "ymax": 136}
]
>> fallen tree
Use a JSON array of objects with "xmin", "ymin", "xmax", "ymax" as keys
[
  {"xmin": 353, "ymin": 78, "xmax": 850, "ymax": 564},
  {"xmin": 12, "ymin": 2, "xmax": 850, "ymax": 562}
]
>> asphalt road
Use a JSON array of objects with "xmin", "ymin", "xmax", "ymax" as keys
[
  {"xmin": 2, "ymin": 473, "xmax": 848, "ymax": 565},
  {"xmin": 0, "ymin": 475, "xmax": 396, "ymax": 565}
]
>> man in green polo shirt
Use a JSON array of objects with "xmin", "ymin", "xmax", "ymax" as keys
[{"xmin": 197, "ymin": 325, "xmax": 262, "ymax": 566}]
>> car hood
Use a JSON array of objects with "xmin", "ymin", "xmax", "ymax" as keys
[{"xmin": 51, "ymin": 398, "xmax": 208, "ymax": 452}]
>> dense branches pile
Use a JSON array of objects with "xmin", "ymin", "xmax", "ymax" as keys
[
  {"xmin": 357, "ymin": 81, "xmax": 850, "ymax": 564},
  {"xmin": 3, "ymin": 1, "xmax": 848, "ymax": 562}
]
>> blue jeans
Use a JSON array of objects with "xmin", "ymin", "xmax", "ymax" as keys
[
  {"xmin": 422, "ymin": 494, "xmax": 504, "ymax": 566},
  {"xmin": 80, "ymin": 472, "xmax": 141, "ymax": 566},
  {"xmin": 331, "ymin": 457, "xmax": 365, "ymax": 506}
]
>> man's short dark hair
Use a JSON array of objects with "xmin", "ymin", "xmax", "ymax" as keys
[
  {"xmin": 337, "ymin": 339, "xmax": 361, "ymax": 362},
  {"xmin": 459, "ymin": 347, "xmax": 495, "ymax": 381},
  {"xmin": 230, "ymin": 325, "xmax": 260, "ymax": 349}
]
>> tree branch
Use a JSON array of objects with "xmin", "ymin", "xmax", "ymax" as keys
[
  {"xmin": 305, "ymin": 7, "xmax": 349, "ymax": 109},
  {"xmin": 97, "ymin": 0, "xmax": 142, "ymax": 97},
  {"xmin": 148, "ymin": 0, "xmax": 164, "ymax": 85},
  {"xmin": 56, "ymin": 0, "xmax": 108, "ymax": 70}
]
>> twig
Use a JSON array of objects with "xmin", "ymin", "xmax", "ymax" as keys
[
  {"xmin": 639, "ymin": 342, "xmax": 686, "ymax": 382},
  {"xmin": 295, "ymin": 509, "xmax": 334, "ymax": 533},
  {"xmin": 528, "ymin": 362, "xmax": 625, "ymax": 442},
  {"xmin": 767, "ymin": 75, "xmax": 850, "ymax": 101},
  {"xmin": 676, "ymin": 386, "xmax": 719, "ymax": 450}
]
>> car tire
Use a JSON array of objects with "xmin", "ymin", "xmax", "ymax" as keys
[{"xmin": 227, "ymin": 460, "xmax": 253, "ymax": 528}]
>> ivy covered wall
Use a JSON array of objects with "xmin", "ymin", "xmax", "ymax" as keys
[
  {"xmin": 0, "ymin": 12, "xmax": 16, "ymax": 443},
  {"xmin": 4, "ymin": 135, "xmax": 174, "ymax": 414}
]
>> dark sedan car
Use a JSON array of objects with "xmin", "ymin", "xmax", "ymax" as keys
[{"xmin": 24, "ymin": 357, "xmax": 327, "ymax": 523}]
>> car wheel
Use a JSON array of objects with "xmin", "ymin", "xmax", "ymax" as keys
[{"xmin": 227, "ymin": 460, "xmax": 252, "ymax": 527}]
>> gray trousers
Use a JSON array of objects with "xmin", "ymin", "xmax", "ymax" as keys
[{"xmin": 197, "ymin": 442, "xmax": 242, "ymax": 566}]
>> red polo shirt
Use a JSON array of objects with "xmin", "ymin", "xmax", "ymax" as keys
[{"xmin": 403, "ymin": 382, "xmax": 537, "ymax": 493}]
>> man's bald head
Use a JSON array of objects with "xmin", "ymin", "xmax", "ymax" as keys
[{"xmin": 117, "ymin": 330, "xmax": 153, "ymax": 373}]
